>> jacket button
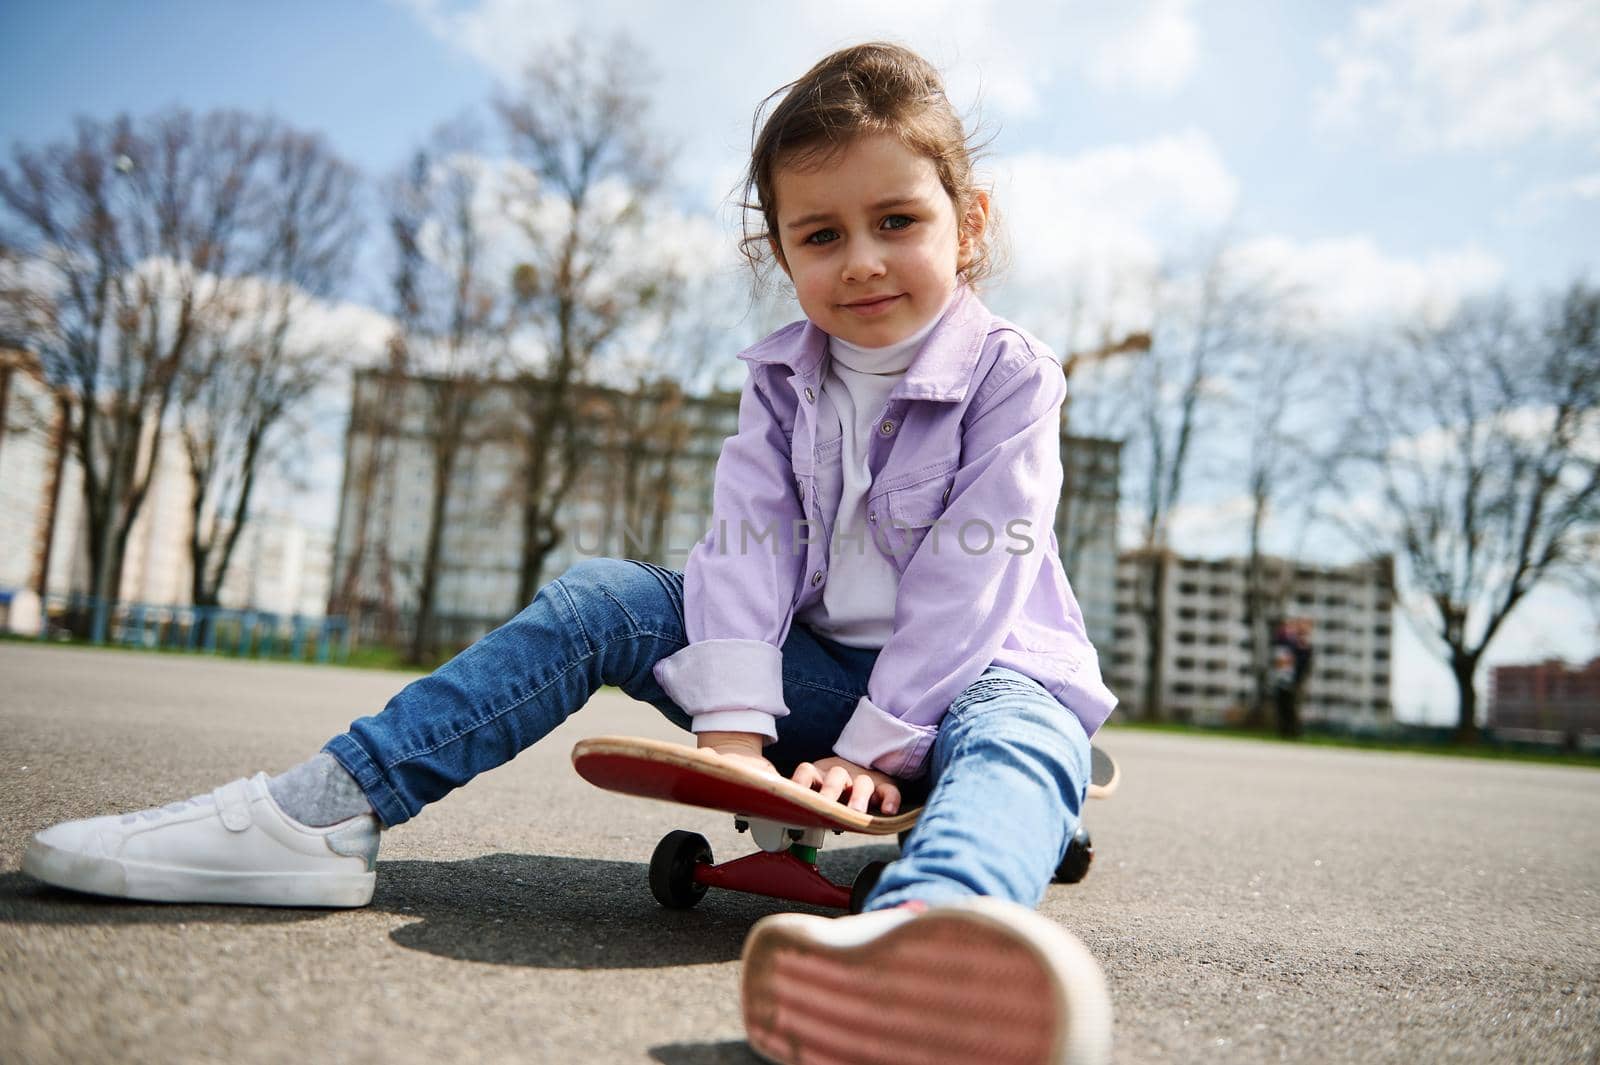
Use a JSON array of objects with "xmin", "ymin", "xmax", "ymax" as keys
[
  {"xmin": 804, "ymin": 387, "xmax": 815, "ymax": 403},
  {"xmin": 810, "ymin": 570, "xmax": 824, "ymax": 586},
  {"xmin": 879, "ymin": 419, "xmax": 895, "ymax": 435},
  {"xmin": 942, "ymin": 485, "xmax": 951, "ymax": 505},
  {"xmin": 868, "ymin": 511, "xmax": 877, "ymax": 523}
]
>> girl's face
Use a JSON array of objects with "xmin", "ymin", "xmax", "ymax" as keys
[{"xmin": 771, "ymin": 132, "xmax": 986, "ymax": 348}]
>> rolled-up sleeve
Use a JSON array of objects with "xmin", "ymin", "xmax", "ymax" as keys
[
  {"xmin": 651, "ymin": 367, "xmax": 806, "ymax": 742},
  {"xmin": 833, "ymin": 351, "xmax": 1067, "ymax": 776}
]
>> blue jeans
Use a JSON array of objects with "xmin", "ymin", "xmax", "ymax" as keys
[{"xmin": 324, "ymin": 558, "xmax": 1092, "ymax": 910}]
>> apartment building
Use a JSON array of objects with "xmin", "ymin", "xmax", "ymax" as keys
[
  {"xmin": 0, "ymin": 348, "xmax": 332, "ymax": 621},
  {"xmin": 1056, "ymin": 435, "xmax": 1120, "ymax": 645},
  {"xmin": 1489, "ymin": 658, "xmax": 1600, "ymax": 739},
  {"xmin": 0, "ymin": 349, "xmax": 64, "ymax": 597},
  {"xmin": 330, "ymin": 367, "xmax": 1123, "ymax": 651},
  {"xmin": 1108, "ymin": 551, "xmax": 1395, "ymax": 728}
]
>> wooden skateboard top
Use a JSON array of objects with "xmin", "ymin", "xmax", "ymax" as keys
[{"xmin": 572, "ymin": 736, "xmax": 1119, "ymax": 835}]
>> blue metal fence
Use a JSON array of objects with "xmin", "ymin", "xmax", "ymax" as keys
[{"xmin": 29, "ymin": 594, "xmax": 351, "ymax": 664}]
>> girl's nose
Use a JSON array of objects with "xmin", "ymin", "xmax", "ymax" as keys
[{"xmin": 841, "ymin": 241, "xmax": 887, "ymax": 284}]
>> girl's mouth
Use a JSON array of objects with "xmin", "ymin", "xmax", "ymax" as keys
[{"xmin": 841, "ymin": 294, "xmax": 902, "ymax": 316}]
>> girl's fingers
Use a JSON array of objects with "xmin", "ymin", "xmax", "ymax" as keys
[
  {"xmin": 848, "ymin": 774, "xmax": 877, "ymax": 813},
  {"xmin": 790, "ymin": 762, "xmax": 902, "ymax": 815},
  {"xmin": 820, "ymin": 766, "xmax": 851, "ymax": 804}
]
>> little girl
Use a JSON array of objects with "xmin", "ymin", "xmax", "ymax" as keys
[{"xmin": 25, "ymin": 43, "xmax": 1117, "ymax": 1065}]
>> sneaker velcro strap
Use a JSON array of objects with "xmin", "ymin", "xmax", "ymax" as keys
[{"xmin": 212, "ymin": 779, "xmax": 253, "ymax": 832}]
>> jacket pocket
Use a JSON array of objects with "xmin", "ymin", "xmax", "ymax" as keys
[{"xmin": 877, "ymin": 469, "xmax": 956, "ymax": 569}]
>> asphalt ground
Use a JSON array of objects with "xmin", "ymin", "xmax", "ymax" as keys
[{"xmin": 1, "ymin": 641, "xmax": 1597, "ymax": 1064}]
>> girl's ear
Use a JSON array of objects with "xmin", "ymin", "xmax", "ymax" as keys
[
  {"xmin": 769, "ymin": 236, "xmax": 792, "ymax": 280},
  {"xmin": 956, "ymin": 191, "xmax": 991, "ymax": 272}
]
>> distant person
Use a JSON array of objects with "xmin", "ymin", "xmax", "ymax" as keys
[
  {"xmin": 1271, "ymin": 618, "xmax": 1313, "ymax": 738},
  {"xmin": 24, "ymin": 43, "xmax": 1116, "ymax": 1064}
]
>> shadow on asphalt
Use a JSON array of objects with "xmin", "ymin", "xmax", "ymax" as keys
[
  {"xmin": 0, "ymin": 871, "xmax": 331, "ymax": 926},
  {"xmin": 0, "ymin": 842, "xmax": 900, "ymax": 975},
  {"xmin": 378, "ymin": 844, "xmax": 898, "ymax": 970},
  {"xmin": 648, "ymin": 1040, "xmax": 762, "ymax": 1064}
]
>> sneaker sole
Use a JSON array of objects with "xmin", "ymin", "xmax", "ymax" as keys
[
  {"xmin": 21, "ymin": 837, "xmax": 376, "ymax": 908},
  {"xmin": 741, "ymin": 900, "xmax": 1112, "ymax": 1065}
]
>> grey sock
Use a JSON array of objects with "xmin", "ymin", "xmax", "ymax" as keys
[{"xmin": 267, "ymin": 752, "xmax": 375, "ymax": 827}]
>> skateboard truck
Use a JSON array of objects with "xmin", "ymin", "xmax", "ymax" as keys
[{"xmin": 653, "ymin": 816, "xmax": 884, "ymax": 913}]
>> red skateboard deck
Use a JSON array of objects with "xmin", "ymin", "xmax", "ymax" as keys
[{"xmin": 572, "ymin": 736, "xmax": 1120, "ymax": 913}]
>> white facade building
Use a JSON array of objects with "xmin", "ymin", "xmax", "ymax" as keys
[
  {"xmin": 1108, "ymin": 551, "xmax": 1395, "ymax": 728},
  {"xmin": 0, "ymin": 351, "xmax": 61, "ymax": 596},
  {"xmin": 0, "ymin": 348, "xmax": 332, "ymax": 622},
  {"xmin": 1056, "ymin": 435, "xmax": 1120, "ymax": 645}
]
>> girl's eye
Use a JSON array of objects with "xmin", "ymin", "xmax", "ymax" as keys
[
  {"xmin": 804, "ymin": 228, "xmax": 839, "ymax": 246},
  {"xmin": 882, "ymin": 214, "xmax": 914, "ymax": 231}
]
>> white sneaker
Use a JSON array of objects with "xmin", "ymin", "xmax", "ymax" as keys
[
  {"xmin": 21, "ymin": 773, "xmax": 379, "ymax": 908},
  {"xmin": 741, "ymin": 897, "xmax": 1112, "ymax": 1065}
]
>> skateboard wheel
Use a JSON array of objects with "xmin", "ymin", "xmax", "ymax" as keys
[
  {"xmin": 1053, "ymin": 826, "xmax": 1093, "ymax": 884},
  {"xmin": 849, "ymin": 860, "xmax": 889, "ymax": 914},
  {"xmin": 649, "ymin": 830, "xmax": 712, "ymax": 909}
]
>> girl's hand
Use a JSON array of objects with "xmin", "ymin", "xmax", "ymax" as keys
[
  {"xmin": 791, "ymin": 756, "xmax": 903, "ymax": 815},
  {"xmin": 696, "ymin": 731, "xmax": 780, "ymax": 778}
]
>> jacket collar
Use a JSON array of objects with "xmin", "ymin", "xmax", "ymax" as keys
[{"xmin": 737, "ymin": 284, "xmax": 990, "ymax": 404}]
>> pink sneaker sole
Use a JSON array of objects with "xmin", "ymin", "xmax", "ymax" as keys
[{"xmin": 741, "ymin": 899, "xmax": 1111, "ymax": 1065}]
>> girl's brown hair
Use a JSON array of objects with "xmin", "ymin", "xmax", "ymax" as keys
[{"xmin": 739, "ymin": 42, "xmax": 999, "ymax": 287}]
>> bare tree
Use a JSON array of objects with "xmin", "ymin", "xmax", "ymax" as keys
[
  {"xmin": 1325, "ymin": 280, "xmax": 1600, "ymax": 743},
  {"xmin": 385, "ymin": 129, "xmax": 510, "ymax": 664},
  {"xmin": 0, "ymin": 110, "xmax": 274, "ymax": 634},
  {"xmin": 496, "ymin": 32, "xmax": 675, "ymax": 603},
  {"xmin": 179, "ymin": 128, "xmax": 362, "ymax": 611},
  {"xmin": 1118, "ymin": 243, "xmax": 1288, "ymax": 721},
  {"xmin": 1236, "ymin": 321, "xmax": 1335, "ymax": 727},
  {"xmin": 596, "ymin": 269, "xmax": 741, "ymax": 564},
  {"xmin": 328, "ymin": 345, "xmax": 407, "ymax": 638}
]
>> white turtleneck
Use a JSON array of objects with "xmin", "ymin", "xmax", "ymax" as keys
[{"xmin": 797, "ymin": 302, "xmax": 949, "ymax": 648}]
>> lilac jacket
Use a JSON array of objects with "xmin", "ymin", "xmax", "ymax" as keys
[{"xmin": 650, "ymin": 286, "xmax": 1116, "ymax": 778}]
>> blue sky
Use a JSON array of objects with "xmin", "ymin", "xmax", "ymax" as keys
[
  {"xmin": 4, "ymin": 0, "xmax": 1594, "ymax": 304},
  {"xmin": 4, "ymin": 1, "xmax": 1597, "ymax": 721}
]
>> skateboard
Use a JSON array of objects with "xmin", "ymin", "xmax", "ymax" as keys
[{"xmin": 571, "ymin": 735, "xmax": 1120, "ymax": 913}]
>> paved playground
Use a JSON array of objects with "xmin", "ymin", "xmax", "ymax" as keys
[{"xmin": 1, "ymin": 641, "xmax": 1596, "ymax": 1063}]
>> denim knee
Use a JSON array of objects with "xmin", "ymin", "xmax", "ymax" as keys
[
  {"xmin": 549, "ymin": 558, "xmax": 684, "ymax": 640},
  {"xmin": 549, "ymin": 557, "xmax": 687, "ymax": 695},
  {"xmin": 936, "ymin": 668, "xmax": 1092, "ymax": 801}
]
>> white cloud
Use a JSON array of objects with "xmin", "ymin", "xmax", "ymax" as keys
[
  {"xmin": 1509, "ymin": 170, "xmax": 1600, "ymax": 223},
  {"xmin": 999, "ymin": 129, "xmax": 1239, "ymax": 269},
  {"xmin": 1229, "ymin": 233, "xmax": 1503, "ymax": 326},
  {"xmin": 1315, "ymin": 0, "xmax": 1600, "ymax": 151},
  {"xmin": 396, "ymin": 1, "xmax": 1203, "ymax": 168},
  {"xmin": 1085, "ymin": 0, "xmax": 1200, "ymax": 96}
]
